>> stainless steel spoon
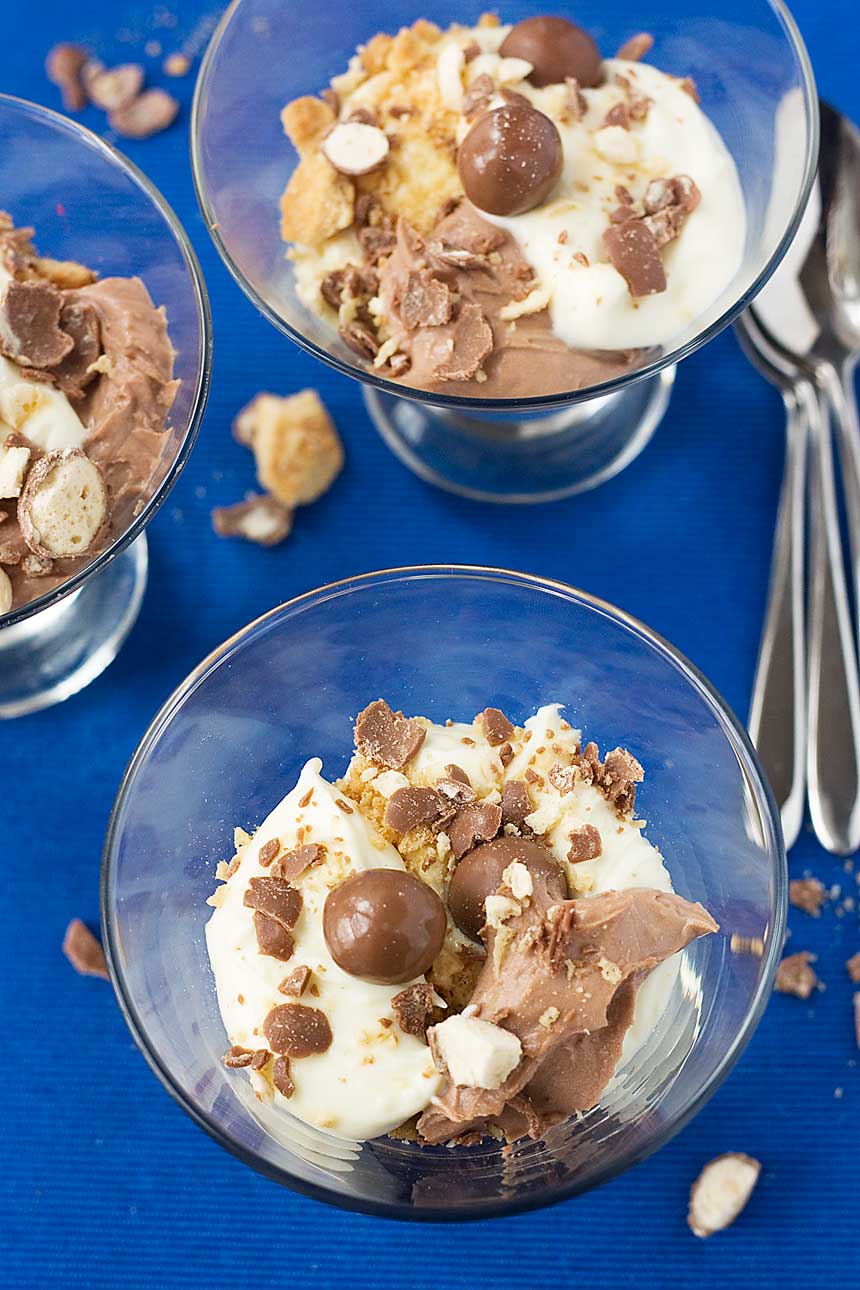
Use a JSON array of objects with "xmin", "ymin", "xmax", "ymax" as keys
[
  {"xmin": 736, "ymin": 309, "xmax": 808, "ymax": 850},
  {"xmin": 751, "ymin": 99, "xmax": 860, "ymax": 854}
]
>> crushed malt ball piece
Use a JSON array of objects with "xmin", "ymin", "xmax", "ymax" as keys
[
  {"xmin": 0, "ymin": 442, "xmax": 30, "ymax": 499},
  {"xmin": 62, "ymin": 918, "xmax": 109, "ymax": 979},
  {"xmin": 211, "ymin": 494, "xmax": 293, "ymax": 547},
  {"xmin": 237, "ymin": 389, "xmax": 344, "ymax": 508},
  {"xmin": 775, "ymin": 951, "xmax": 818, "ymax": 999},
  {"xmin": 391, "ymin": 982, "xmax": 436, "ymax": 1037},
  {"xmin": 46, "ymin": 43, "xmax": 89, "ymax": 111},
  {"xmin": 18, "ymin": 448, "xmax": 107, "ymax": 559},
  {"xmin": 34, "ymin": 257, "xmax": 98, "ymax": 290},
  {"xmin": 322, "ymin": 122, "xmax": 390, "ymax": 176},
  {"xmin": 279, "ymin": 151, "xmax": 354, "ymax": 244},
  {"xmin": 688, "ymin": 1153, "xmax": 761, "ymax": 1237},
  {"xmin": 789, "ymin": 877, "xmax": 826, "ymax": 917},
  {"xmin": 109, "ymin": 89, "xmax": 180, "ymax": 139},
  {"xmin": 85, "ymin": 63, "xmax": 144, "ymax": 111}
]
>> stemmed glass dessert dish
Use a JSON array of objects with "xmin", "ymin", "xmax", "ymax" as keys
[
  {"xmin": 103, "ymin": 567, "xmax": 786, "ymax": 1219},
  {"xmin": 0, "ymin": 95, "xmax": 212, "ymax": 717},
  {"xmin": 192, "ymin": 0, "xmax": 817, "ymax": 501}
]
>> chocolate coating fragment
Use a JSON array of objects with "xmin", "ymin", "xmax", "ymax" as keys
[
  {"xmin": 272, "ymin": 1055, "xmax": 295, "ymax": 1097},
  {"xmin": 243, "ymin": 876, "xmax": 303, "ymax": 927},
  {"xmin": 567, "ymin": 824, "xmax": 602, "ymax": 863},
  {"xmin": 253, "ymin": 911, "xmax": 294, "ymax": 962},
  {"xmin": 0, "ymin": 280, "xmax": 74, "ymax": 368},
  {"xmin": 273, "ymin": 843, "xmax": 322, "ymax": 882},
  {"xmin": 52, "ymin": 300, "xmax": 102, "ymax": 400},
  {"xmin": 391, "ymin": 982, "xmax": 436, "ymax": 1037},
  {"xmin": 263, "ymin": 1003, "xmax": 333, "ymax": 1057},
  {"xmin": 458, "ymin": 105, "xmax": 563, "ymax": 217},
  {"xmin": 500, "ymin": 780, "xmax": 531, "ymax": 828},
  {"xmin": 355, "ymin": 699, "xmax": 426, "ymax": 769},
  {"xmin": 500, "ymin": 17, "xmax": 603, "ymax": 89},
  {"xmin": 448, "ymin": 836, "xmax": 566, "ymax": 940},
  {"xmin": 385, "ymin": 785, "xmax": 445, "ymax": 833},
  {"xmin": 323, "ymin": 868, "xmax": 446, "ymax": 984},
  {"xmin": 479, "ymin": 707, "xmax": 514, "ymax": 746},
  {"xmin": 279, "ymin": 965, "xmax": 311, "ymax": 997},
  {"xmin": 603, "ymin": 220, "xmax": 666, "ymax": 297},
  {"xmin": 448, "ymin": 800, "xmax": 503, "ymax": 860}
]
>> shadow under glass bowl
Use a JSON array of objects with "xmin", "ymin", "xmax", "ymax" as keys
[
  {"xmin": 192, "ymin": 0, "xmax": 817, "ymax": 502},
  {"xmin": 102, "ymin": 566, "xmax": 786, "ymax": 1221},
  {"xmin": 0, "ymin": 95, "xmax": 212, "ymax": 718}
]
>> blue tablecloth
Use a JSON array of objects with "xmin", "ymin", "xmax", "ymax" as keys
[{"xmin": 3, "ymin": 3, "xmax": 858, "ymax": 1285}]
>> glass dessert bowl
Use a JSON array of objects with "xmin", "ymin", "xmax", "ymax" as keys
[
  {"xmin": 0, "ymin": 95, "xmax": 211, "ymax": 718},
  {"xmin": 102, "ymin": 567, "xmax": 786, "ymax": 1220},
  {"xmin": 192, "ymin": 0, "xmax": 816, "ymax": 502}
]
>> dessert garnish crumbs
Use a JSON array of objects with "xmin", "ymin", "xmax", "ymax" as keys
[
  {"xmin": 687, "ymin": 1153, "xmax": 761, "ymax": 1238},
  {"xmin": 775, "ymin": 951, "xmax": 819, "ymax": 1000},
  {"xmin": 789, "ymin": 876, "xmax": 827, "ymax": 917}
]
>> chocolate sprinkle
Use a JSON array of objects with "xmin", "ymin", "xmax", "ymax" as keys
[
  {"xmin": 479, "ymin": 707, "xmax": 515, "ymax": 746},
  {"xmin": 263, "ymin": 1003, "xmax": 333, "ymax": 1057},
  {"xmin": 448, "ymin": 801, "xmax": 503, "ymax": 860},
  {"xmin": 355, "ymin": 699, "xmax": 426, "ymax": 769}
]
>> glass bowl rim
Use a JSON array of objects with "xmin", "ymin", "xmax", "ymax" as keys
[
  {"xmin": 0, "ymin": 92, "xmax": 214, "ymax": 631},
  {"xmin": 190, "ymin": 0, "xmax": 819, "ymax": 414},
  {"xmin": 101, "ymin": 563, "xmax": 787, "ymax": 1222}
]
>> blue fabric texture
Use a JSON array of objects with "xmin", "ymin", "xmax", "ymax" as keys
[{"xmin": 1, "ymin": 3, "xmax": 858, "ymax": 1285}]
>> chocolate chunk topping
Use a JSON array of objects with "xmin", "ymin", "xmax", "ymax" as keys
[
  {"xmin": 339, "ymin": 320, "xmax": 379, "ymax": 360},
  {"xmin": 109, "ymin": 88, "xmax": 180, "ymax": 139},
  {"xmin": 252, "ymin": 912, "xmax": 294, "ymax": 962},
  {"xmin": 567, "ymin": 824, "xmax": 602, "ymax": 863},
  {"xmin": 500, "ymin": 780, "xmax": 531, "ymax": 828},
  {"xmin": 616, "ymin": 32, "xmax": 654, "ymax": 61},
  {"xmin": 399, "ymin": 270, "xmax": 453, "ymax": 330},
  {"xmin": 358, "ymin": 225, "xmax": 397, "ymax": 264},
  {"xmin": 445, "ymin": 764, "xmax": 471, "ymax": 785},
  {"xmin": 434, "ymin": 302, "xmax": 493, "ymax": 382},
  {"xmin": 272, "ymin": 1055, "xmax": 295, "ymax": 1097},
  {"xmin": 323, "ymin": 869, "xmax": 447, "ymax": 984},
  {"xmin": 548, "ymin": 763, "xmax": 578, "ymax": 795},
  {"xmin": 273, "ymin": 843, "xmax": 322, "ymax": 882},
  {"xmin": 479, "ymin": 707, "xmax": 514, "ymax": 746},
  {"xmin": 279, "ymin": 965, "xmax": 312, "ymax": 997},
  {"xmin": 600, "ymin": 748, "xmax": 645, "ymax": 814},
  {"xmin": 243, "ymin": 876, "xmax": 303, "ymax": 927},
  {"xmin": 391, "ymin": 983, "xmax": 436, "ymax": 1037},
  {"xmin": 0, "ymin": 280, "xmax": 74, "ymax": 368},
  {"xmin": 249, "ymin": 1049, "xmax": 270, "ymax": 1070},
  {"xmin": 222, "ymin": 1045, "xmax": 257, "ymax": 1068},
  {"xmin": 458, "ymin": 105, "xmax": 563, "ymax": 217},
  {"xmin": 436, "ymin": 775, "xmax": 477, "ymax": 807},
  {"xmin": 564, "ymin": 77, "xmax": 587, "ymax": 123},
  {"xmin": 62, "ymin": 918, "xmax": 109, "ymax": 979},
  {"xmin": 385, "ymin": 785, "xmax": 446, "ymax": 833},
  {"xmin": 448, "ymin": 800, "xmax": 503, "ymax": 860},
  {"xmin": 263, "ymin": 1003, "xmax": 333, "ymax": 1057},
  {"xmin": 775, "ymin": 951, "xmax": 819, "ymax": 1000},
  {"xmin": 52, "ymin": 300, "xmax": 102, "ymax": 399},
  {"xmin": 258, "ymin": 838, "xmax": 281, "ymax": 867},
  {"xmin": 499, "ymin": 17, "xmax": 602, "ymax": 89},
  {"xmin": 603, "ymin": 220, "xmax": 666, "ymax": 297},
  {"xmin": 462, "ymin": 73, "xmax": 495, "ymax": 119},
  {"xmin": 426, "ymin": 242, "xmax": 486, "ymax": 272},
  {"xmin": 498, "ymin": 741, "xmax": 514, "ymax": 767},
  {"xmin": 604, "ymin": 102, "xmax": 630, "ymax": 129},
  {"xmin": 355, "ymin": 699, "xmax": 426, "ymax": 769},
  {"xmin": 642, "ymin": 175, "xmax": 700, "ymax": 247}
]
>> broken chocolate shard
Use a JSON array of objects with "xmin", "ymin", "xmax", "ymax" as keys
[
  {"xmin": 243, "ymin": 876, "xmax": 303, "ymax": 927},
  {"xmin": 385, "ymin": 785, "xmax": 446, "ymax": 833},
  {"xmin": 479, "ymin": 707, "xmax": 515, "ymax": 746},
  {"xmin": 263, "ymin": 1002, "xmax": 333, "ymax": 1057},
  {"xmin": 253, "ymin": 911, "xmax": 295, "ymax": 962},
  {"xmin": 448, "ymin": 800, "xmax": 503, "ymax": 860},
  {"xmin": 0, "ymin": 279, "xmax": 74, "ymax": 368},
  {"xmin": 355, "ymin": 699, "xmax": 426, "ymax": 769},
  {"xmin": 391, "ymin": 982, "xmax": 436, "ymax": 1037},
  {"xmin": 603, "ymin": 220, "xmax": 667, "ymax": 297},
  {"xmin": 567, "ymin": 824, "xmax": 602, "ymax": 863}
]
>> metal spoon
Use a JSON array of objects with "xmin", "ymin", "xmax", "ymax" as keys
[
  {"xmin": 736, "ymin": 309, "xmax": 808, "ymax": 850},
  {"xmin": 752, "ymin": 99, "xmax": 860, "ymax": 854}
]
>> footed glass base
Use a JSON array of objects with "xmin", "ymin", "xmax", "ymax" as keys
[
  {"xmin": 0, "ymin": 536, "xmax": 147, "ymax": 719},
  {"xmin": 364, "ymin": 368, "xmax": 675, "ymax": 503}
]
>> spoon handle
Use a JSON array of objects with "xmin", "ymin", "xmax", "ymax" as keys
[
  {"xmin": 819, "ymin": 359, "xmax": 860, "ymax": 612},
  {"xmin": 806, "ymin": 378, "xmax": 860, "ymax": 854},
  {"xmin": 748, "ymin": 384, "xmax": 807, "ymax": 849}
]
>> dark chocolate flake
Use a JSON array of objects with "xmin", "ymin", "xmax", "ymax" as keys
[{"xmin": 263, "ymin": 1003, "xmax": 333, "ymax": 1057}]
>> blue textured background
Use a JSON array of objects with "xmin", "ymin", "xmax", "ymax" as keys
[{"xmin": 2, "ymin": 3, "xmax": 858, "ymax": 1285}]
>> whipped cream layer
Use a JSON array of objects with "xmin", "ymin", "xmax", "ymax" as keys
[{"xmin": 206, "ymin": 758, "xmax": 442, "ymax": 1142}]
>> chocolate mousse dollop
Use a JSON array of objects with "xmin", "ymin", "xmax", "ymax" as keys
[
  {"xmin": 377, "ymin": 204, "xmax": 642, "ymax": 397},
  {"xmin": 499, "ymin": 16, "xmax": 603, "ymax": 89},
  {"xmin": 323, "ymin": 868, "xmax": 447, "ymax": 985},
  {"xmin": 418, "ymin": 874, "xmax": 717, "ymax": 1143},
  {"xmin": 457, "ymin": 105, "xmax": 563, "ymax": 217}
]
